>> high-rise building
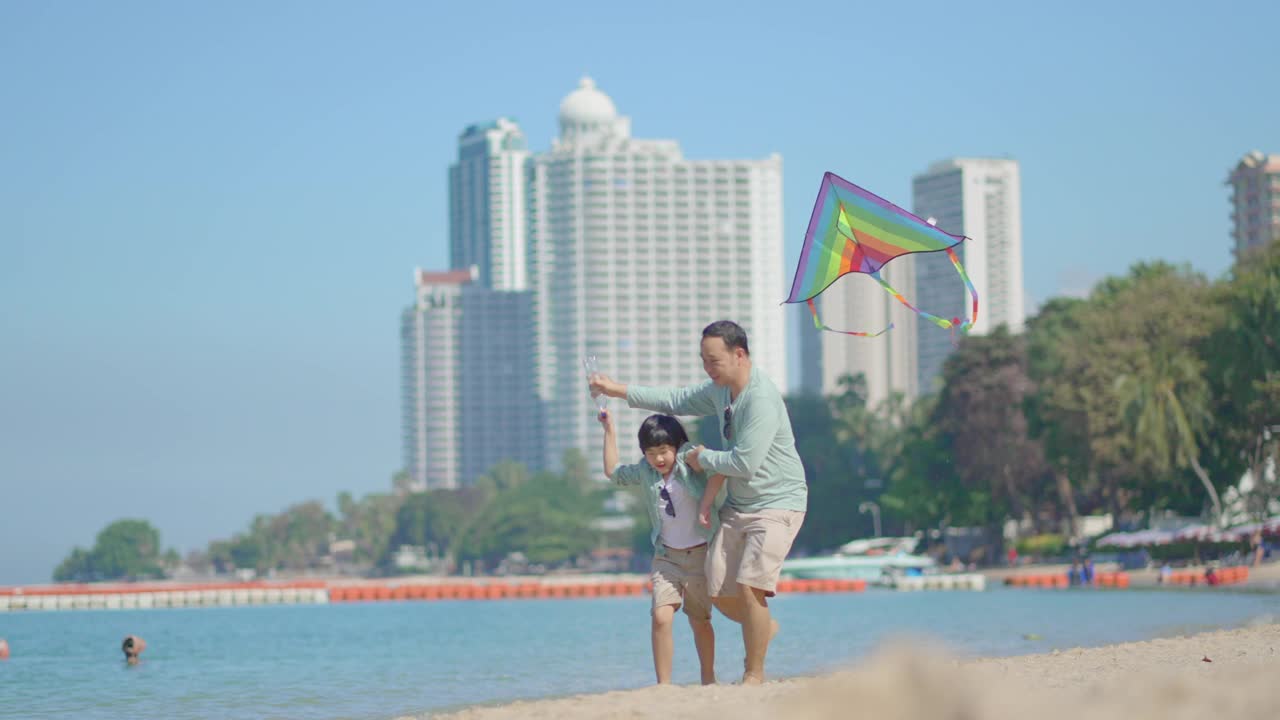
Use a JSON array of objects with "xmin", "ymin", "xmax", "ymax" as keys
[
  {"xmin": 401, "ymin": 268, "xmax": 543, "ymax": 491},
  {"xmin": 1226, "ymin": 150, "xmax": 1280, "ymax": 258},
  {"xmin": 798, "ymin": 259, "xmax": 918, "ymax": 406},
  {"xmin": 401, "ymin": 268, "xmax": 473, "ymax": 491},
  {"xmin": 449, "ymin": 118, "xmax": 530, "ymax": 290},
  {"xmin": 458, "ymin": 285, "xmax": 543, "ymax": 483},
  {"xmin": 529, "ymin": 77, "xmax": 788, "ymax": 467},
  {"xmin": 912, "ymin": 158, "xmax": 1024, "ymax": 394}
]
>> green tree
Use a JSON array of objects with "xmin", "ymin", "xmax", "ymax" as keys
[
  {"xmin": 336, "ymin": 493, "xmax": 401, "ymax": 565},
  {"xmin": 52, "ymin": 547, "xmax": 94, "ymax": 582},
  {"xmin": 206, "ymin": 501, "xmax": 336, "ymax": 574},
  {"xmin": 1025, "ymin": 297, "xmax": 1091, "ymax": 534},
  {"xmin": 1037, "ymin": 264, "xmax": 1190, "ymax": 521},
  {"xmin": 1205, "ymin": 239, "xmax": 1280, "ymax": 517},
  {"xmin": 1107, "ymin": 265, "xmax": 1225, "ymax": 519},
  {"xmin": 454, "ymin": 471, "xmax": 598, "ymax": 571},
  {"xmin": 90, "ymin": 519, "xmax": 165, "ymax": 579},
  {"xmin": 54, "ymin": 519, "xmax": 166, "ymax": 581},
  {"xmin": 880, "ymin": 394, "xmax": 968, "ymax": 533},
  {"xmin": 386, "ymin": 486, "xmax": 488, "ymax": 564},
  {"xmin": 786, "ymin": 391, "xmax": 858, "ymax": 552}
]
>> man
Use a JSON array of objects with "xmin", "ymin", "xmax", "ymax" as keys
[{"xmin": 591, "ymin": 320, "xmax": 807, "ymax": 684}]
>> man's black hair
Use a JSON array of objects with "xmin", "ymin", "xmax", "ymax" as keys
[{"xmin": 702, "ymin": 320, "xmax": 749, "ymax": 355}]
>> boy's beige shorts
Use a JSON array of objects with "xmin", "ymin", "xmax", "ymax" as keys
[{"xmin": 650, "ymin": 543, "xmax": 712, "ymax": 620}]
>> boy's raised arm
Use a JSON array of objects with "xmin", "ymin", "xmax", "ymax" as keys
[
  {"xmin": 598, "ymin": 410, "xmax": 639, "ymax": 486},
  {"xmin": 600, "ymin": 410, "xmax": 620, "ymax": 479}
]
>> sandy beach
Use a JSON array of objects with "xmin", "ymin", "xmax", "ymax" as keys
[{"xmin": 425, "ymin": 621, "xmax": 1280, "ymax": 720}]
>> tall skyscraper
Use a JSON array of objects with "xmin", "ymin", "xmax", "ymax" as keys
[
  {"xmin": 401, "ymin": 268, "xmax": 543, "ymax": 491},
  {"xmin": 912, "ymin": 158, "xmax": 1024, "ymax": 394},
  {"xmin": 458, "ymin": 285, "xmax": 543, "ymax": 484},
  {"xmin": 449, "ymin": 118, "xmax": 530, "ymax": 290},
  {"xmin": 401, "ymin": 268, "xmax": 473, "ymax": 491},
  {"xmin": 529, "ymin": 77, "xmax": 788, "ymax": 467},
  {"xmin": 798, "ymin": 259, "xmax": 918, "ymax": 406},
  {"xmin": 1226, "ymin": 150, "xmax": 1280, "ymax": 258}
]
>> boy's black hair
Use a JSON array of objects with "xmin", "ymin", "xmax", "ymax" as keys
[
  {"xmin": 638, "ymin": 414, "xmax": 690, "ymax": 452},
  {"xmin": 702, "ymin": 320, "xmax": 750, "ymax": 355}
]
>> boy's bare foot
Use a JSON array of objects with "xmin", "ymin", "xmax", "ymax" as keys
[
  {"xmin": 741, "ymin": 671, "xmax": 765, "ymax": 685},
  {"xmin": 701, "ymin": 673, "xmax": 716, "ymax": 686}
]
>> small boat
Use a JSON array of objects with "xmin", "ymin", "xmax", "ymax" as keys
[{"xmin": 781, "ymin": 537, "xmax": 937, "ymax": 582}]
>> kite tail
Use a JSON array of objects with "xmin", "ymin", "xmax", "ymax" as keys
[
  {"xmin": 805, "ymin": 299, "xmax": 893, "ymax": 337},
  {"xmin": 869, "ymin": 272, "xmax": 954, "ymax": 330},
  {"xmin": 946, "ymin": 247, "xmax": 980, "ymax": 332},
  {"xmin": 866, "ymin": 249, "xmax": 980, "ymax": 337}
]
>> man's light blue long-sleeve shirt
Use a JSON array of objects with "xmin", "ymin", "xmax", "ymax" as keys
[{"xmin": 625, "ymin": 367, "xmax": 808, "ymax": 513}]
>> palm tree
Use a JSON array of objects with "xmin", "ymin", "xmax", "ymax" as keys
[{"xmin": 1115, "ymin": 350, "xmax": 1222, "ymax": 522}]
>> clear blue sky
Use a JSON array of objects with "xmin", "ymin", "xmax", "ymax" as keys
[{"xmin": 2, "ymin": 1, "xmax": 1276, "ymax": 584}]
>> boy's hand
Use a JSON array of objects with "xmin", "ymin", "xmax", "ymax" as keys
[
  {"xmin": 698, "ymin": 504, "xmax": 712, "ymax": 529},
  {"xmin": 686, "ymin": 445, "xmax": 705, "ymax": 472},
  {"xmin": 598, "ymin": 408, "xmax": 614, "ymax": 432}
]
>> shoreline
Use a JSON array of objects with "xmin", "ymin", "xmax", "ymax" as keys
[{"xmin": 421, "ymin": 621, "xmax": 1280, "ymax": 720}]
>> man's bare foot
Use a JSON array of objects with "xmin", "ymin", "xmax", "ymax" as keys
[
  {"xmin": 740, "ymin": 619, "xmax": 780, "ymax": 682},
  {"xmin": 701, "ymin": 674, "xmax": 716, "ymax": 686},
  {"xmin": 745, "ymin": 620, "xmax": 781, "ymax": 670}
]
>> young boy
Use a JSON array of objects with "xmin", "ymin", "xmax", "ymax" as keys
[{"xmin": 599, "ymin": 410, "xmax": 726, "ymax": 685}]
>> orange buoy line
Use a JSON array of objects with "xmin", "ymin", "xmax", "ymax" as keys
[
  {"xmin": 0, "ymin": 576, "xmax": 868, "ymax": 611},
  {"xmin": 1005, "ymin": 565, "xmax": 1254, "ymax": 590},
  {"xmin": 1003, "ymin": 572, "xmax": 1131, "ymax": 589},
  {"xmin": 1164, "ymin": 566, "xmax": 1249, "ymax": 586},
  {"xmin": 327, "ymin": 578, "xmax": 867, "ymax": 603}
]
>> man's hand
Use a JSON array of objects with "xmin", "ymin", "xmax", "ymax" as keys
[
  {"xmin": 588, "ymin": 374, "xmax": 625, "ymax": 399},
  {"xmin": 686, "ymin": 444, "xmax": 705, "ymax": 473}
]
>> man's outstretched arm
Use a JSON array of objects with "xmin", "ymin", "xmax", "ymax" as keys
[{"xmin": 590, "ymin": 375, "xmax": 719, "ymax": 417}]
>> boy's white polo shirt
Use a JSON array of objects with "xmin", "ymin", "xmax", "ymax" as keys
[{"xmin": 657, "ymin": 471, "xmax": 705, "ymax": 549}]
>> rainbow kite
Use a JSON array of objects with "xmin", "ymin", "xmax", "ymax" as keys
[{"xmin": 785, "ymin": 172, "xmax": 979, "ymax": 337}]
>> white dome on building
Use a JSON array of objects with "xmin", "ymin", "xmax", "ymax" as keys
[{"xmin": 558, "ymin": 77, "xmax": 617, "ymax": 125}]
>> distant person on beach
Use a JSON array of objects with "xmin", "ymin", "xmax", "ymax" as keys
[
  {"xmin": 599, "ymin": 411, "xmax": 726, "ymax": 685},
  {"xmin": 591, "ymin": 320, "xmax": 808, "ymax": 685},
  {"xmin": 122, "ymin": 635, "xmax": 145, "ymax": 665},
  {"xmin": 1205, "ymin": 566, "xmax": 1219, "ymax": 587}
]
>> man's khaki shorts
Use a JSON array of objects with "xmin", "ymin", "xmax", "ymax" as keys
[
  {"xmin": 650, "ymin": 543, "xmax": 712, "ymax": 621},
  {"xmin": 707, "ymin": 507, "xmax": 805, "ymax": 598}
]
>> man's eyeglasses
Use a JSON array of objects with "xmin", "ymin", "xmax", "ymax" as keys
[
  {"xmin": 723, "ymin": 406, "xmax": 733, "ymax": 441},
  {"xmin": 659, "ymin": 485, "xmax": 676, "ymax": 517}
]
